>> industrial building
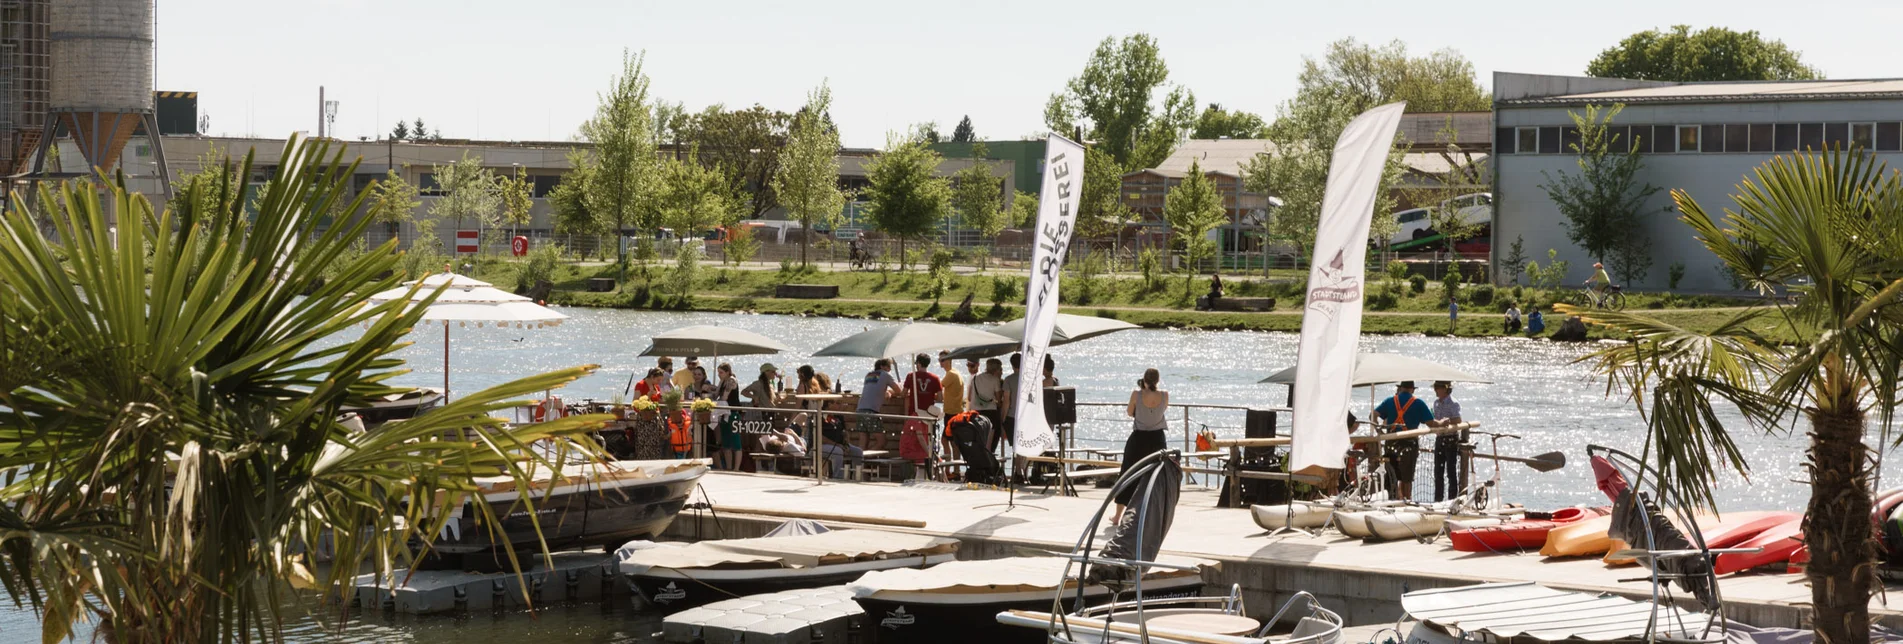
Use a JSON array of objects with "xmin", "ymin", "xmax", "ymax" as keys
[{"xmin": 1491, "ymin": 72, "xmax": 1903, "ymax": 291}]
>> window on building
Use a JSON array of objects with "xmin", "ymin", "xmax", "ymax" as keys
[
  {"xmin": 1701, "ymin": 125, "xmax": 1724, "ymax": 153},
  {"xmin": 418, "ymin": 172, "xmax": 441, "ymax": 194},
  {"xmin": 1749, "ymin": 124, "xmax": 1773, "ymax": 153},
  {"xmin": 1605, "ymin": 126, "xmax": 1629, "ymax": 152},
  {"xmin": 1498, "ymin": 128, "xmax": 1517, "ymax": 153},
  {"xmin": 1538, "ymin": 127, "xmax": 1561, "ymax": 154},
  {"xmin": 1517, "ymin": 127, "xmax": 1538, "ymax": 154},
  {"xmin": 1630, "ymin": 125, "xmax": 1653, "ymax": 153},
  {"xmin": 1799, "ymin": 123, "xmax": 1824, "ymax": 150},
  {"xmin": 1724, "ymin": 124, "xmax": 1749, "ymax": 152},
  {"xmin": 1561, "ymin": 126, "xmax": 1581, "ymax": 153},
  {"xmin": 1879, "ymin": 123, "xmax": 1902, "ymax": 152},
  {"xmin": 532, "ymin": 175, "xmax": 562, "ymax": 197},
  {"xmin": 1654, "ymin": 125, "xmax": 1677, "ymax": 153},
  {"xmin": 1851, "ymin": 123, "xmax": 1875, "ymax": 150},
  {"xmin": 1775, "ymin": 123, "xmax": 1799, "ymax": 151},
  {"xmin": 1678, "ymin": 125, "xmax": 1701, "ymax": 152},
  {"xmin": 1824, "ymin": 123, "xmax": 1849, "ymax": 150}
]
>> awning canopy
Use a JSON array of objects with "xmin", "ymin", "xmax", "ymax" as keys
[
  {"xmin": 617, "ymin": 529, "xmax": 960, "ymax": 573},
  {"xmin": 1401, "ymin": 582, "xmax": 1714, "ymax": 641},
  {"xmin": 1259, "ymin": 352, "xmax": 1490, "ymax": 386}
]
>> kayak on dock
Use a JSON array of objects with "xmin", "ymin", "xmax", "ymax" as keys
[
  {"xmin": 1714, "ymin": 515, "xmax": 1805, "ymax": 575},
  {"xmin": 1448, "ymin": 506, "xmax": 1607, "ymax": 553}
]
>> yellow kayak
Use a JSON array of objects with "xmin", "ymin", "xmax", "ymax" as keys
[{"xmin": 1540, "ymin": 514, "xmax": 1615, "ymax": 556}]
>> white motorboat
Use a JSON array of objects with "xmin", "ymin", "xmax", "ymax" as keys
[{"xmin": 430, "ymin": 459, "xmax": 707, "ymax": 564}]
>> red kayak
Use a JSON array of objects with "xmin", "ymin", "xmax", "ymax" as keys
[
  {"xmin": 1451, "ymin": 507, "xmax": 1608, "ymax": 553},
  {"xmin": 1714, "ymin": 515, "xmax": 1804, "ymax": 575}
]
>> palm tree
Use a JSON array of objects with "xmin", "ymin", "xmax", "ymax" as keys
[
  {"xmin": 1572, "ymin": 150, "xmax": 1903, "ymax": 644},
  {"xmin": 0, "ymin": 136, "xmax": 610, "ymax": 643}
]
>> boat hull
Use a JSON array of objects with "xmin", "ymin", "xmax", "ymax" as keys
[
  {"xmin": 858, "ymin": 576, "xmax": 1203, "ymax": 644},
  {"xmin": 1450, "ymin": 507, "xmax": 1606, "ymax": 553},
  {"xmin": 1714, "ymin": 517, "xmax": 1805, "ymax": 575},
  {"xmin": 1252, "ymin": 502, "xmax": 1333, "ymax": 530},
  {"xmin": 433, "ymin": 463, "xmax": 704, "ymax": 558},
  {"xmin": 632, "ymin": 552, "xmax": 959, "ymax": 613}
]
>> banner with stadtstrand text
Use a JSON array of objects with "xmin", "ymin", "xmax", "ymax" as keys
[{"xmin": 1290, "ymin": 102, "xmax": 1406, "ymax": 476}]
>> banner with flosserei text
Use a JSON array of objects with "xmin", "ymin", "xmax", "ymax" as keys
[{"xmin": 1012, "ymin": 134, "xmax": 1085, "ymax": 458}]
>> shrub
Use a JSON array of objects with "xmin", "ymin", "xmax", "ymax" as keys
[
  {"xmin": 724, "ymin": 230, "xmax": 761, "ymax": 266},
  {"xmin": 1367, "ymin": 291, "xmax": 1398, "ymax": 310},
  {"xmin": 664, "ymin": 242, "xmax": 702, "ymax": 304},
  {"xmin": 1469, "ymin": 284, "xmax": 1494, "ymax": 306},
  {"xmin": 1385, "ymin": 259, "xmax": 1409, "ymax": 284},
  {"xmin": 1408, "ymin": 274, "xmax": 1427, "ymax": 294},
  {"xmin": 1667, "ymin": 261, "xmax": 1686, "ymax": 290},
  {"xmin": 990, "ymin": 275, "xmax": 1021, "ymax": 307},
  {"xmin": 515, "ymin": 241, "xmax": 563, "ymax": 294},
  {"xmin": 1138, "ymin": 247, "xmax": 1164, "ymax": 292}
]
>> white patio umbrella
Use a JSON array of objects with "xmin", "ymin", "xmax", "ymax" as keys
[
  {"xmin": 639, "ymin": 325, "xmax": 790, "ymax": 358},
  {"xmin": 1258, "ymin": 352, "xmax": 1491, "ymax": 387},
  {"xmin": 368, "ymin": 272, "xmax": 568, "ymax": 400},
  {"xmin": 812, "ymin": 322, "xmax": 1014, "ymax": 359},
  {"xmin": 946, "ymin": 313, "xmax": 1139, "ymax": 359}
]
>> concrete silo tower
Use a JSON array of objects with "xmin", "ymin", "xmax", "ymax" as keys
[{"xmin": 23, "ymin": 0, "xmax": 169, "ymax": 189}]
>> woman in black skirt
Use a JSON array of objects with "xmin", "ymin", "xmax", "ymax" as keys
[{"xmin": 1116, "ymin": 368, "xmax": 1170, "ymax": 516}]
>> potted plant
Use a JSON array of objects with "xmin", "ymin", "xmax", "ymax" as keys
[
  {"xmin": 629, "ymin": 396, "xmax": 658, "ymax": 420},
  {"xmin": 691, "ymin": 397, "xmax": 716, "ymax": 425}
]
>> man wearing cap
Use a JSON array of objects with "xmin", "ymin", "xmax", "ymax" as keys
[
  {"xmin": 1424, "ymin": 380, "xmax": 1467, "ymax": 501},
  {"xmin": 1373, "ymin": 380, "xmax": 1434, "ymax": 500},
  {"xmin": 672, "ymin": 356, "xmax": 700, "ymax": 392}
]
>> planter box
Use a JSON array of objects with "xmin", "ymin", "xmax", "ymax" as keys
[{"xmin": 775, "ymin": 284, "xmax": 839, "ymax": 299}]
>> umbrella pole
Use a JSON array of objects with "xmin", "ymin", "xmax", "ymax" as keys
[{"xmin": 443, "ymin": 323, "xmax": 451, "ymax": 402}]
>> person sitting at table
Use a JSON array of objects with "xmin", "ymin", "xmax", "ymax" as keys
[
  {"xmin": 796, "ymin": 364, "xmax": 833, "ymax": 395},
  {"xmin": 672, "ymin": 356, "xmax": 701, "ymax": 392},
  {"xmin": 685, "ymin": 365, "xmax": 714, "ymax": 400},
  {"xmin": 818, "ymin": 407, "xmax": 863, "ymax": 479}
]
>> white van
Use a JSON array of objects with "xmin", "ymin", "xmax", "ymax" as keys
[{"xmin": 1388, "ymin": 193, "xmax": 1492, "ymax": 245}]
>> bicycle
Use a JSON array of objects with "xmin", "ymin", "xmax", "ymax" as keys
[{"xmin": 1569, "ymin": 284, "xmax": 1626, "ymax": 311}]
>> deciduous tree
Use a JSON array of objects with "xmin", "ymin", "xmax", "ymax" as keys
[
  {"xmin": 678, "ymin": 104, "xmax": 791, "ymax": 218},
  {"xmin": 1538, "ymin": 104, "xmax": 1664, "ymax": 284},
  {"xmin": 1076, "ymin": 145, "xmax": 1134, "ymax": 240},
  {"xmin": 1163, "ymin": 159, "xmax": 1227, "ymax": 295},
  {"xmin": 771, "ymin": 82, "xmax": 848, "ymax": 268},
  {"xmin": 428, "ymin": 153, "xmax": 502, "ymax": 238},
  {"xmin": 861, "ymin": 133, "xmax": 952, "ymax": 271},
  {"xmin": 578, "ymin": 50, "xmax": 662, "ymax": 282},
  {"xmin": 1291, "ymin": 38, "xmax": 1491, "ymax": 114},
  {"xmin": 1044, "ymin": 34, "xmax": 1197, "ymax": 169},
  {"xmin": 951, "ymin": 143, "xmax": 1005, "ymax": 240},
  {"xmin": 1586, "ymin": 25, "xmax": 1821, "ymax": 81},
  {"xmin": 499, "ymin": 167, "xmax": 535, "ymax": 241},
  {"xmin": 656, "ymin": 147, "xmax": 743, "ymax": 236},
  {"xmin": 1191, "ymin": 103, "xmax": 1267, "ymax": 139}
]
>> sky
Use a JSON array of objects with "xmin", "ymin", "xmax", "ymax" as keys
[{"xmin": 157, "ymin": 0, "xmax": 1903, "ymax": 149}]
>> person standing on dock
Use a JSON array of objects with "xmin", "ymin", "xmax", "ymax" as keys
[
  {"xmin": 939, "ymin": 351, "xmax": 967, "ymax": 457},
  {"xmin": 900, "ymin": 354, "xmax": 945, "ymax": 472},
  {"xmin": 1117, "ymin": 368, "xmax": 1171, "ymax": 517},
  {"xmin": 1425, "ymin": 381, "xmax": 1466, "ymax": 502},
  {"xmin": 1002, "ymin": 353, "xmax": 1025, "ymax": 484},
  {"xmin": 857, "ymin": 358, "xmax": 901, "ymax": 438},
  {"xmin": 673, "ymin": 357, "xmax": 700, "ymax": 392},
  {"xmin": 971, "ymin": 359, "xmax": 1006, "ymax": 450},
  {"xmin": 1373, "ymin": 381, "xmax": 1433, "ymax": 500}
]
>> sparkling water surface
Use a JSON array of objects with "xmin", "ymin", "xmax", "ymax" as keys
[{"xmin": 3, "ymin": 307, "xmax": 1880, "ymax": 641}]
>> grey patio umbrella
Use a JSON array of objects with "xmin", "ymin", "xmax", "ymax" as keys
[
  {"xmin": 946, "ymin": 313, "xmax": 1140, "ymax": 359},
  {"xmin": 639, "ymin": 325, "xmax": 791, "ymax": 357},
  {"xmin": 1258, "ymin": 352, "xmax": 1491, "ymax": 386},
  {"xmin": 812, "ymin": 323, "xmax": 1014, "ymax": 359}
]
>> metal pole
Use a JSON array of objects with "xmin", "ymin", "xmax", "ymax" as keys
[{"xmin": 442, "ymin": 323, "xmax": 450, "ymax": 402}]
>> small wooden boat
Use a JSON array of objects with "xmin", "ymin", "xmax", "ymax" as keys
[
  {"xmin": 1449, "ymin": 507, "xmax": 1607, "ymax": 553},
  {"xmin": 1251, "ymin": 501, "xmax": 1334, "ymax": 531},
  {"xmin": 1540, "ymin": 514, "xmax": 1616, "ymax": 557},
  {"xmin": 342, "ymin": 387, "xmax": 444, "ymax": 426},
  {"xmin": 429, "ymin": 459, "xmax": 706, "ymax": 567},
  {"xmin": 620, "ymin": 528, "xmax": 960, "ymax": 613},
  {"xmin": 850, "ymin": 556, "xmax": 1206, "ymax": 644},
  {"xmin": 1714, "ymin": 515, "xmax": 1805, "ymax": 575}
]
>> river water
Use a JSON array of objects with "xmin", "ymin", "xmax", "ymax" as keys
[{"xmin": 3, "ymin": 307, "xmax": 1884, "ymax": 641}]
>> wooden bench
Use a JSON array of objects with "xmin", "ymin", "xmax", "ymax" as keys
[
  {"xmin": 775, "ymin": 284, "xmax": 839, "ymax": 299},
  {"xmin": 587, "ymin": 277, "xmax": 616, "ymax": 292},
  {"xmin": 1197, "ymin": 295, "xmax": 1275, "ymax": 311}
]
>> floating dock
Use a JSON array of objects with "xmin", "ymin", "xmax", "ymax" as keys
[
  {"xmin": 666, "ymin": 471, "xmax": 1903, "ymax": 630},
  {"xmin": 351, "ymin": 551, "xmax": 622, "ymax": 615}
]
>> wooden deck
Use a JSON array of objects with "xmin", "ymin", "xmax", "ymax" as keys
[{"xmin": 667, "ymin": 470, "xmax": 1901, "ymax": 629}]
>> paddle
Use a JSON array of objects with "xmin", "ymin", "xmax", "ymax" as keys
[{"xmin": 1477, "ymin": 450, "xmax": 1566, "ymax": 473}]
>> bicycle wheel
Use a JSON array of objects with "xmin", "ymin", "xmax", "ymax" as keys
[
  {"xmin": 1566, "ymin": 289, "xmax": 1591, "ymax": 307},
  {"xmin": 1606, "ymin": 291, "xmax": 1627, "ymax": 311}
]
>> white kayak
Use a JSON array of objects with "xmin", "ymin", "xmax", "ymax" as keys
[
  {"xmin": 1366, "ymin": 510, "xmax": 1450, "ymax": 541},
  {"xmin": 1252, "ymin": 501, "xmax": 1334, "ymax": 530},
  {"xmin": 1334, "ymin": 509, "xmax": 1380, "ymax": 539}
]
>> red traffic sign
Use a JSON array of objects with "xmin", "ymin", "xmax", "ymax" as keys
[
  {"xmin": 511, "ymin": 236, "xmax": 529, "ymax": 257},
  {"xmin": 454, "ymin": 230, "xmax": 480, "ymax": 254}
]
